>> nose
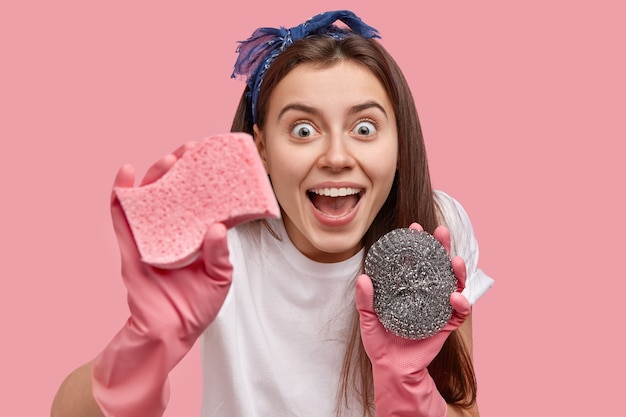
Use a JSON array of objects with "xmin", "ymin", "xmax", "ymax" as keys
[{"xmin": 317, "ymin": 133, "xmax": 355, "ymax": 171}]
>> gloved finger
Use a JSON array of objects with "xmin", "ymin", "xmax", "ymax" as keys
[
  {"xmin": 448, "ymin": 292, "xmax": 471, "ymax": 328},
  {"xmin": 355, "ymin": 274, "xmax": 374, "ymax": 313},
  {"xmin": 110, "ymin": 164, "xmax": 141, "ymax": 261},
  {"xmin": 355, "ymin": 274, "xmax": 385, "ymax": 338},
  {"xmin": 110, "ymin": 164, "xmax": 135, "ymax": 203},
  {"xmin": 450, "ymin": 256, "xmax": 467, "ymax": 292},
  {"xmin": 139, "ymin": 141, "xmax": 197, "ymax": 187},
  {"xmin": 357, "ymin": 275, "xmax": 409, "ymax": 358},
  {"xmin": 355, "ymin": 274, "xmax": 380, "ymax": 331},
  {"xmin": 140, "ymin": 154, "xmax": 177, "ymax": 186},
  {"xmin": 171, "ymin": 141, "xmax": 198, "ymax": 159},
  {"xmin": 409, "ymin": 222, "xmax": 424, "ymax": 232},
  {"xmin": 450, "ymin": 292, "xmax": 471, "ymax": 316},
  {"xmin": 433, "ymin": 225, "xmax": 451, "ymax": 254},
  {"xmin": 201, "ymin": 223, "xmax": 233, "ymax": 284}
]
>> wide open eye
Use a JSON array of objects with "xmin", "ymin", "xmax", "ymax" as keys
[
  {"xmin": 291, "ymin": 122, "xmax": 316, "ymax": 139},
  {"xmin": 352, "ymin": 120, "xmax": 377, "ymax": 137}
]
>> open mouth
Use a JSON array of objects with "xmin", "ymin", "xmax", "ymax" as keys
[{"xmin": 307, "ymin": 187, "xmax": 362, "ymax": 218}]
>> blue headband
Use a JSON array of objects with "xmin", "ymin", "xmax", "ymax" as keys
[{"xmin": 231, "ymin": 10, "xmax": 380, "ymax": 124}]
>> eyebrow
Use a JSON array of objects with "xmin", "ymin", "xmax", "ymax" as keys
[
  {"xmin": 277, "ymin": 104, "xmax": 320, "ymax": 121},
  {"xmin": 349, "ymin": 101, "xmax": 388, "ymax": 118},
  {"xmin": 277, "ymin": 101, "xmax": 388, "ymax": 121}
]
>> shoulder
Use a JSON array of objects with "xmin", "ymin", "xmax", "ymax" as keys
[
  {"xmin": 433, "ymin": 190, "xmax": 494, "ymax": 304},
  {"xmin": 433, "ymin": 190, "xmax": 475, "ymax": 255}
]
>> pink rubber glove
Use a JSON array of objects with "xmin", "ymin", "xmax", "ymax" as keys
[
  {"xmin": 92, "ymin": 149, "xmax": 233, "ymax": 417},
  {"xmin": 356, "ymin": 223, "xmax": 471, "ymax": 417}
]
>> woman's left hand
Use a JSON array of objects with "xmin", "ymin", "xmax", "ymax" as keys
[{"xmin": 355, "ymin": 223, "xmax": 471, "ymax": 417}]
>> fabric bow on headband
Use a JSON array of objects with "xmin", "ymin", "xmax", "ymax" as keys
[{"xmin": 232, "ymin": 10, "xmax": 380, "ymax": 123}]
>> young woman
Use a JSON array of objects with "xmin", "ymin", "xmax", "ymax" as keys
[{"xmin": 51, "ymin": 10, "xmax": 493, "ymax": 417}]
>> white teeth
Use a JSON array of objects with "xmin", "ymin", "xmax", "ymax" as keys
[{"xmin": 310, "ymin": 187, "xmax": 361, "ymax": 197}]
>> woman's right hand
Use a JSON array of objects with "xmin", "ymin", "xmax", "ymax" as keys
[
  {"xmin": 111, "ymin": 143, "xmax": 233, "ymax": 343},
  {"xmin": 92, "ymin": 143, "xmax": 234, "ymax": 417}
]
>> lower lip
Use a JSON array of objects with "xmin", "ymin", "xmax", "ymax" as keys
[{"xmin": 309, "ymin": 196, "xmax": 362, "ymax": 227}]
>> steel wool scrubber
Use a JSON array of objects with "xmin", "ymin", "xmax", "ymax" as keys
[{"xmin": 364, "ymin": 228, "xmax": 458, "ymax": 340}]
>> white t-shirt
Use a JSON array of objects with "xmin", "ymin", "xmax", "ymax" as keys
[{"xmin": 200, "ymin": 190, "xmax": 494, "ymax": 417}]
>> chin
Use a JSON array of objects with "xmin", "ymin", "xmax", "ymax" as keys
[{"xmin": 309, "ymin": 234, "xmax": 363, "ymax": 262}]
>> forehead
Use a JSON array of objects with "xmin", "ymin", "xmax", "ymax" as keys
[{"xmin": 267, "ymin": 61, "xmax": 393, "ymax": 112}]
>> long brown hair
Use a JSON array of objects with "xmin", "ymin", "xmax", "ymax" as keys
[{"xmin": 230, "ymin": 34, "xmax": 476, "ymax": 415}]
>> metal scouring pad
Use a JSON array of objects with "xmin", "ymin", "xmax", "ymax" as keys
[{"xmin": 364, "ymin": 228, "xmax": 457, "ymax": 340}]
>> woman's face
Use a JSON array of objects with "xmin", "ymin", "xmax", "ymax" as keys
[{"xmin": 254, "ymin": 61, "xmax": 398, "ymax": 263}]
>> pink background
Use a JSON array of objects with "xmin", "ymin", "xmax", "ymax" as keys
[{"xmin": 2, "ymin": 1, "xmax": 624, "ymax": 416}]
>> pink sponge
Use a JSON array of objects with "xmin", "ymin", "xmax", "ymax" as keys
[{"xmin": 114, "ymin": 132, "xmax": 280, "ymax": 268}]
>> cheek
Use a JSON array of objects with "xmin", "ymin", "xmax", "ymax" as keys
[
  {"xmin": 266, "ymin": 146, "xmax": 300, "ymax": 179},
  {"xmin": 364, "ymin": 151, "xmax": 398, "ymax": 212},
  {"xmin": 373, "ymin": 163, "xmax": 398, "ymax": 197},
  {"xmin": 364, "ymin": 145, "xmax": 398, "ymax": 185},
  {"xmin": 265, "ymin": 147, "xmax": 307, "ymax": 199}
]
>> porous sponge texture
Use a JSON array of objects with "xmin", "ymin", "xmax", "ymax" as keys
[{"xmin": 115, "ymin": 132, "xmax": 279, "ymax": 268}]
